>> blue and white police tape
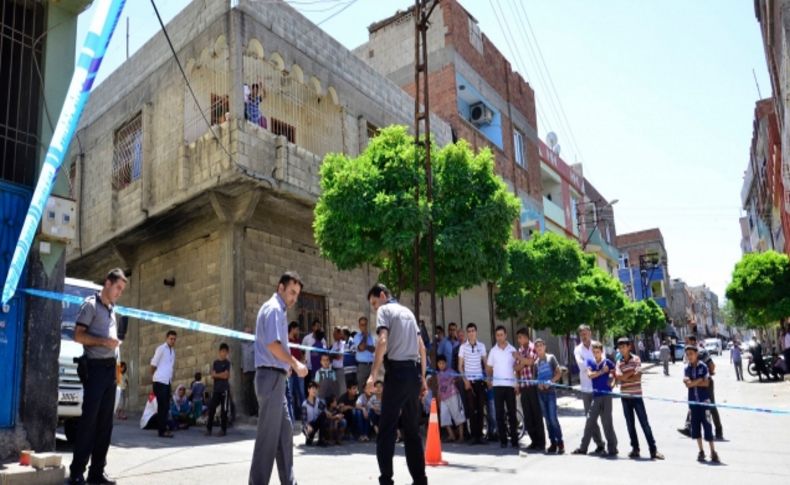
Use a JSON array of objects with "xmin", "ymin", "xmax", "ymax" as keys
[
  {"xmin": 20, "ymin": 288, "xmax": 345, "ymax": 355},
  {"xmin": 426, "ymin": 368, "xmax": 790, "ymax": 416},
  {"xmin": 1, "ymin": 0, "xmax": 127, "ymax": 307}
]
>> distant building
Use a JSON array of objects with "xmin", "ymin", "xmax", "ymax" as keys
[
  {"xmin": 579, "ymin": 178, "xmax": 619, "ymax": 276},
  {"xmin": 616, "ymin": 228, "xmax": 671, "ymax": 310},
  {"xmin": 689, "ymin": 285, "xmax": 719, "ymax": 338},
  {"xmin": 668, "ymin": 278, "xmax": 694, "ymax": 338}
]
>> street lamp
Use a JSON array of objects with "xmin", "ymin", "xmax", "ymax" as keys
[{"xmin": 576, "ymin": 198, "xmax": 619, "ymax": 250}]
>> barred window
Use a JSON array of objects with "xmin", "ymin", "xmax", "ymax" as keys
[
  {"xmin": 271, "ymin": 118, "xmax": 296, "ymax": 144},
  {"xmin": 112, "ymin": 113, "xmax": 142, "ymax": 190}
]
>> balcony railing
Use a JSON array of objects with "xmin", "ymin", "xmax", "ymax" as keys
[{"xmin": 543, "ymin": 196, "xmax": 565, "ymax": 226}]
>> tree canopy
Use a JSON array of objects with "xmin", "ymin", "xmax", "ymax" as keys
[
  {"xmin": 314, "ymin": 125, "xmax": 520, "ymax": 297},
  {"xmin": 725, "ymin": 250, "xmax": 790, "ymax": 328}
]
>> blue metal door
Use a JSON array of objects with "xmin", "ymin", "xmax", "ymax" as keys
[{"xmin": 0, "ymin": 181, "xmax": 31, "ymax": 428}]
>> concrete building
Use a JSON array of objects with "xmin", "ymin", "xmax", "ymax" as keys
[
  {"xmin": 616, "ymin": 228, "xmax": 671, "ymax": 310},
  {"xmin": 63, "ymin": 0, "xmax": 453, "ymax": 414},
  {"xmin": 689, "ymin": 285, "xmax": 720, "ymax": 338},
  {"xmin": 538, "ymin": 141, "xmax": 583, "ymax": 241},
  {"xmin": 0, "ymin": 0, "xmax": 92, "ymax": 459},
  {"xmin": 578, "ymin": 178, "xmax": 619, "ymax": 276},
  {"xmin": 668, "ymin": 278, "xmax": 694, "ymax": 339},
  {"xmin": 354, "ymin": 0, "xmax": 543, "ymax": 343}
]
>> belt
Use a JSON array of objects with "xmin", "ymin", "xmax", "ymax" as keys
[
  {"xmin": 385, "ymin": 360, "xmax": 419, "ymax": 367},
  {"xmin": 87, "ymin": 357, "xmax": 116, "ymax": 366},
  {"xmin": 257, "ymin": 365, "xmax": 287, "ymax": 375},
  {"xmin": 357, "ymin": 362, "xmax": 373, "ymax": 366}
]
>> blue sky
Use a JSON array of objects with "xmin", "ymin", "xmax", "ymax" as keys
[{"xmin": 77, "ymin": 0, "xmax": 769, "ymax": 299}]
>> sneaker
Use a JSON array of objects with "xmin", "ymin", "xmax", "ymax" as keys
[
  {"xmin": 628, "ymin": 449, "xmax": 640, "ymax": 459},
  {"xmin": 546, "ymin": 444, "xmax": 558, "ymax": 454},
  {"xmin": 68, "ymin": 476, "xmax": 86, "ymax": 485},
  {"xmin": 710, "ymin": 452, "xmax": 720, "ymax": 463},
  {"xmin": 571, "ymin": 448, "xmax": 587, "ymax": 455},
  {"xmin": 651, "ymin": 450, "xmax": 665, "ymax": 460},
  {"xmin": 557, "ymin": 443, "xmax": 565, "ymax": 455},
  {"xmin": 697, "ymin": 451, "xmax": 706, "ymax": 462},
  {"xmin": 86, "ymin": 474, "xmax": 117, "ymax": 485}
]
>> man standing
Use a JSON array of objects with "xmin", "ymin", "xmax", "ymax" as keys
[
  {"xmin": 573, "ymin": 324, "xmax": 604, "ymax": 454},
  {"xmin": 331, "ymin": 326, "xmax": 347, "ymax": 397},
  {"xmin": 783, "ymin": 325, "xmax": 790, "ymax": 374},
  {"xmin": 151, "ymin": 330, "xmax": 177, "ymax": 439},
  {"xmin": 659, "ymin": 340, "xmax": 671, "ymax": 376},
  {"xmin": 515, "ymin": 327, "xmax": 545, "ymax": 451},
  {"xmin": 678, "ymin": 335, "xmax": 723, "ymax": 440},
  {"xmin": 241, "ymin": 326, "xmax": 258, "ymax": 417},
  {"xmin": 249, "ymin": 272, "xmax": 308, "ymax": 485},
  {"xmin": 438, "ymin": 323, "xmax": 457, "ymax": 371},
  {"xmin": 459, "ymin": 322, "xmax": 487, "ymax": 445},
  {"xmin": 301, "ymin": 319, "xmax": 325, "ymax": 382},
  {"xmin": 615, "ymin": 338, "xmax": 664, "ymax": 460},
  {"xmin": 366, "ymin": 284, "xmax": 427, "ymax": 485},
  {"xmin": 68, "ymin": 269, "xmax": 127, "ymax": 485},
  {"xmin": 486, "ymin": 326, "xmax": 520, "ymax": 449},
  {"xmin": 730, "ymin": 340, "xmax": 743, "ymax": 381},
  {"xmin": 288, "ymin": 322, "xmax": 305, "ymax": 422},
  {"xmin": 354, "ymin": 316, "xmax": 375, "ymax": 389}
]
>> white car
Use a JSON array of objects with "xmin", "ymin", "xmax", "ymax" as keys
[
  {"xmin": 58, "ymin": 277, "xmax": 121, "ymax": 443},
  {"xmin": 704, "ymin": 338, "xmax": 723, "ymax": 356}
]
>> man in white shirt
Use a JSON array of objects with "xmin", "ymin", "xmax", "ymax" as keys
[
  {"xmin": 150, "ymin": 330, "xmax": 177, "ymax": 438},
  {"xmin": 459, "ymin": 322, "xmax": 487, "ymax": 445},
  {"xmin": 486, "ymin": 326, "xmax": 520, "ymax": 449},
  {"xmin": 573, "ymin": 324, "xmax": 604, "ymax": 453},
  {"xmin": 301, "ymin": 319, "xmax": 325, "ymax": 381},
  {"xmin": 331, "ymin": 326, "xmax": 347, "ymax": 396}
]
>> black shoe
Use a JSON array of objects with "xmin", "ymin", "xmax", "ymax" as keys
[
  {"xmin": 500, "ymin": 442, "xmax": 508, "ymax": 448},
  {"xmin": 651, "ymin": 450, "xmax": 665, "ymax": 460},
  {"xmin": 592, "ymin": 445, "xmax": 606, "ymax": 455},
  {"xmin": 628, "ymin": 449, "xmax": 640, "ymax": 459},
  {"xmin": 317, "ymin": 440, "xmax": 328, "ymax": 447},
  {"xmin": 710, "ymin": 451, "xmax": 720, "ymax": 463},
  {"xmin": 677, "ymin": 427, "xmax": 691, "ymax": 437},
  {"xmin": 473, "ymin": 438, "xmax": 485, "ymax": 445},
  {"xmin": 697, "ymin": 451, "xmax": 706, "ymax": 462},
  {"xmin": 68, "ymin": 476, "xmax": 85, "ymax": 485},
  {"xmin": 557, "ymin": 443, "xmax": 565, "ymax": 455},
  {"xmin": 715, "ymin": 434, "xmax": 724, "ymax": 441},
  {"xmin": 546, "ymin": 444, "xmax": 557, "ymax": 454},
  {"xmin": 606, "ymin": 450, "xmax": 618, "ymax": 458},
  {"xmin": 87, "ymin": 474, "xmax": 117, "ymax": 485},
  {"xmin": 571, "ymin": 448, "xmax": 587, "ymax": 455}
]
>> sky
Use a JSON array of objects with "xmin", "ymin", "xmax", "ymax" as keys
[{"xmin": 76, "ymin": 0, "xmax": 770, "ymax": 299}]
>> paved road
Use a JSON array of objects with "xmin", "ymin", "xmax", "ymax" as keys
[{"xmin": 57, "ymin": 353, "xmax": 790, "ymax": 484}]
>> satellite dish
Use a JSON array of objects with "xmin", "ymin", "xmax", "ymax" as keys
[
  {"xmin": 554, "ymin": 143, "xmax": 561, "ymax": 156},
  {"xmin": 546, "ymin": 131, "xmax": 558, "ymax": 148}
]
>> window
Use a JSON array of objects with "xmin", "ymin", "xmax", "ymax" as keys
[
  {"xmin": 651, "ymin": 280, "xmax": 665, "ymax": 298},
  {"xmin": 271, "ymin": 118, "xmax": 296, "ymax": 144},
  {"xmin": 291, "ymin": 292, "xmax": 327, "ymax": 336},
  {"xmin": 367, "ymin": 122, "xmax": 380, "ymax": 140},
  {"xmin": 513, "ymin": 129, "xmax": 525, "ymax": 167},
  {"xmin": 112, "ymin": 113, "xmax": 142, "ymax": 190},
  {"xmin": 468, "ymin": 17, "xmax": 483, "ymax": 54},
  {"xmin": 211, "ymin": 94, "xmax": 229, "ymax": 125},
  {"xmin": 619, "ymin": 253, "xmax": 629, "ymax": 269}
]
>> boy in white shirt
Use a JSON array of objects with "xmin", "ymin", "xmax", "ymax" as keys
[{"xmin": 486, "ymin": 326, "xmax": 520, "ymax": 449}]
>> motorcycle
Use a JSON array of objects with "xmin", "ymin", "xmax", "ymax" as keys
[{"xmin": 748, "ymin": 353, "xmax": 786, "ymax": 381}]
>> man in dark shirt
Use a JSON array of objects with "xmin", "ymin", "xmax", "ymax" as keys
[
  {"xmin": 572, "ymin": 341, "xmax": 618, "ymax": 457},
  {"xmin": 338, "ymin": 383, "xmax": 360, "ymax": 439},
  {"xmin": 207, "ymin": 343, "xmax": 231, "ymax": 436},
  {"xmin": 678, "ymin": 335, "xmax": 722, "ymax": 439},
  {"xmin": 684, "ymin": 346, "xmax": 719, "ymax": 463}
]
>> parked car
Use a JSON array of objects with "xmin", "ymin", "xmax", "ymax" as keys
[
  {"xmin": 704, "ymin": 338, "xmax": 723, "ymax": 356},
  {"xmin": 58, "ymin": 277, "xmax": 121, "ymax": 443},
  {"xmin": 650, "ymin": 344, "xmax": 686, "ymax": 361}
]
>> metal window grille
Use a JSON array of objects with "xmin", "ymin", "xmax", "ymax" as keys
[
  {"xmin": 243, "ymin": 49, "xmax": 343, "ymax": 158},
  {"xmin": 112, "ymin": 113, "xmax": 142, "ymax": 190},
  {"xmin": 183, "ymin": 38, "xmax": 230, "ymax": 143},
  {"xmin": 0, "ymin": 0, "xmax": 45, "ymax": 186}
]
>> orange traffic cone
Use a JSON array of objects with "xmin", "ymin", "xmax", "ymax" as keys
[{"xmin": 425, "ymin": 398, "xmax": 448, "ymax": 466}]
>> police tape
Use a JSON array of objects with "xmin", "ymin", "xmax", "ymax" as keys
[
  {"xmin": 17, "ymin": 287, "xmax": 790, "ymax": 415},
  {"xmin": 1, "ymin": 0, "xmax": 127, "ymax": 307},
  {"xmin": 20, "ymin": 288, "xmax": 344, "ymax": 355}
]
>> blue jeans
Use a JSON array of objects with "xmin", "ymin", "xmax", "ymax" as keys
[
  {"xmin": 621, "ymin": 396, "xmax": 656, "ymax": 452},
  {"xmin": 288, "ymin": 374, "xmax": 305, "ymax": 421},
  {"xmin": 538, "ymin": 391, "xmax": 563, "ymax": 444},
  {"xmin": 353, "ymin": 409, "xmax": 370, "ymax": 437}
]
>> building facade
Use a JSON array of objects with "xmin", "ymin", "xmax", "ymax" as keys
[
  {"xmin": 63, "ymin": 0, "xmax": 454, "ymax": 413},
  {"xmin": 578, "ymin": 178, "xmax": 619, "ymax": 276},
  {"xmin": 689, "ymin": 285, "xmax": 720, "ymax": 339},
  {"xmin": 668, "ymin": 278, "xmax": 694, "ymax": 339},
  {"xmin": 616, "ymin": 228, "xmax": 671, "ymax": 310}
]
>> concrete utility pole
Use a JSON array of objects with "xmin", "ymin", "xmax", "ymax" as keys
[{"xmin": 412, "ymin": 0, "xmax": 439, "ymax": 334}]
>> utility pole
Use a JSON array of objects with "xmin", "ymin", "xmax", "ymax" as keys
[{"xmin": 413, "ymin": 0, "xmax": 439, "ymax": 334}]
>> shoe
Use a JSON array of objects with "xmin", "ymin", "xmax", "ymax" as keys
[
  {"xmin": 715, "ymin": 434, "xmax": 724, "ymax": 441},
  {"xmin": 651, "ymin": 451, "xmax": 665, "ymax": 460},
  {"xmin": 697, "ymin": 451, "xmax": 706, "ymax": 462},
  {"xmin": 473, "ymin": 438, "xmax": 485, "ymax": 445},
  {"xmin": 317, "ymin": 440, "xmax": 328, "ymax": 447},
  {"xmin": 500, "ymin": 442, "xmax": 508, "ymax": 448},
  {"xmin": 628, "ymin": 449, "xmax": 640, "ymax": 459},
  {"xmin": 87, "ymin": 474, "xmax": 117, "ymax": 485},
  {"xmin": 546, "ymin": 444, "xmax": 557, "ymax": 454},
  {"xmin": 68, "ymin": 476, "xmax": 85, "ymax": 485},
  {"xmin": 677, "ymin": 427, "xmax": 691, "ymax": 437},
  {"xmin": 557, "ymin": 443, "xmax": 565, "ymax": 455},
  {"xmin": 710, "ymin": 452, "xmax": 720, "ymax": 463},
  {"xmin": 606, "ymin": 450, "xmax": 618, "ymax": 458},
  {"xmin": 571, "ymin": 448, "xmax": 587, "ymax": 455},
  {"xmin": 592, "ymin": 445, "xmax": 606, "ymax": 455}
]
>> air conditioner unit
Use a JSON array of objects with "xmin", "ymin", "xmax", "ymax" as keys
[{"xmin": 469, "ymin": 102, "xmax": 493, "ymax": 126}]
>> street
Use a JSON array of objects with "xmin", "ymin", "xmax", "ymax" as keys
[{"xmin": 57, "ymin": 353, "xmax": 790, "ymax": 484}]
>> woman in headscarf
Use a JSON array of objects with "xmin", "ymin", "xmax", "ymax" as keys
[{"xmin": 170, "ymin": 384, "xmax": 192, "ymax": 430}]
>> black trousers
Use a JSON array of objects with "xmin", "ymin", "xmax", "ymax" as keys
[
  {"xmin": 306, "ymin": 413, "xmax": 328, "ymax": 443},
  {"xmin": 153, "ymin": 381, "xmax": 171, "ymax": 436},
  {"xmin": 466, "ymin": 380, "xmax": 487, "ymax": 440},
  {"xmin": 684, "ymin": 378, "xmax": 722, "ymax": 436},
  {"xmin": 207, "ymin": 390, "xmax": 229, "ymax": 433},
  {"xmin": 377, "ymin": 360, "xmax": 426, "ymax": 485},
  {"xmin": 493, "ymin": 387, "xmax": 519, "ymax": 445},
  {"xmin": 520, "ymin": 385, "xmax": 545, "ymax": 446},
  {"xmin": 69, "ymin": 359, "xmax": 116, "ymax": 480},
  {"xmin": 243, "ymin": 371, "xmax": 258, "ymax": 416}
]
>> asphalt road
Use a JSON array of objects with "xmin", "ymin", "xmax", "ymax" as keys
[{"xmin": 57, "ymin": 352, "xmax": 790, "ymax": 484}]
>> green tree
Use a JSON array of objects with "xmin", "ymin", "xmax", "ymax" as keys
[
  {"xmin": 725, "ymin": 250, "xmax": 790, "ymax": 327},
  {"xmin": 314, "ymin": 125, "xmax": 520, "ymax": 297},
  {"xmin": 632, "ymin": 298, "xmax": 666, "ymax": 334},
  {"xmin": 559, "ymin": 265, "xmax": 632, "ymax": 338}
]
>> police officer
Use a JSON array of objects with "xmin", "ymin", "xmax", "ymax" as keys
[
  {"xmin": 249, "ymin": 271, "xmax": 308, "ymax": 485},
  {"xmin": 68, "ymin": 268, "xmax": 127, "ymax": 485},
  {"xmin": 366, "ymin": 283, "xmax": 427, "ymax": 485}
]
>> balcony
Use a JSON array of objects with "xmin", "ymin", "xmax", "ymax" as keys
[{"xmin": 543, "ymin": 196, "xmax": 565, "ymax": 226}]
